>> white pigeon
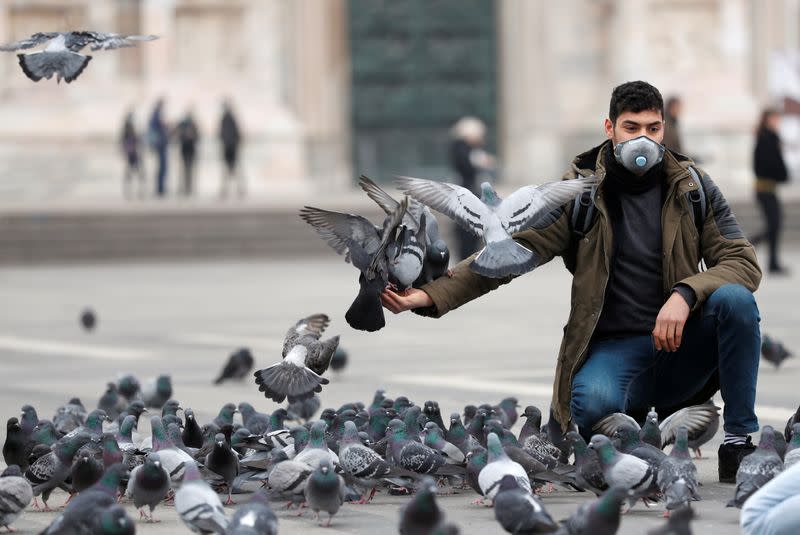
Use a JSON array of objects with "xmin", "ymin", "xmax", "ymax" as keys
[
  {"xmin": 478, "ymin": 432, "xmax": 531, "ymax": 500},
  {"xmin": 175, "ymin": 461, "xmax": 228, "ymax": 534},
  {"xmin": 0, "ymin": 31, "xmax": 158, "ymax": 84},
  {"xmin": 396, "ymin": 174, "xmax": 596, "ymax": 277}
]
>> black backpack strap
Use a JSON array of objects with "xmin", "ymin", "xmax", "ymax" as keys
[
  {"xmin": 570, "ymin": 184, "xmax": 598, "ymax": 238},
  {"xmin": 685, "ymin": 166, "xmax": 706, "ymax": 237}
]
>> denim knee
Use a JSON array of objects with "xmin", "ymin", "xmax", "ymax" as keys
[
  {"xmin": 706, "ymin": 284, "xmax": 759, "ymax": 324},
  {"xmin": 571, "ymin": 384, "xmax": 625, "ymax": 439}
]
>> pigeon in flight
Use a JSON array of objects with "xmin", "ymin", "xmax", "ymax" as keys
[
  {"xmin": 1, "ymin": 31, "xmax": 158, "ymax": 84},
  {"xmin": 396, "ymin": 175, "xmax": 597, "ymax": 277},
  {"xmin": 300, "ymin": 197, "xmax": 407, "ymax": 331}
]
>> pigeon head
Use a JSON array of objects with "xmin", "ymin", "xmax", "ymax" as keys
[
  {"xmin": 342, "ymin": 420, "xmax": 360, "ymax": 444},
  {"xmin": 758, "ymin": 425, "xmax": 777, "ymax": 451},
  {"xmin": 117, "ymin": 375, "xmax": 140, "ymax": 399},
  {"xmin": 98, "ymin": 463, "xmax": 131, "ymax": 495},
  {"xmin": 463, "ymin": 405, "xmax": 478, "ymax": 421},
  {"xmin": 308, "ymin": 420, "xmax": 327, "ymax": 447},
  {"xmin": 588, "ymin": 435, "xmax": 616, "ymax": 463},
  {"xmin": 162, "ymin": 414, "xmax": 183, "ymax": 430},
  {"xmin": 216, "ymin": 403, "xmax": 237, "ymax": 423},
  {"xmin": 97, "ymin": 505, "xmax": 135, "ymax": 535},
  {"xmin": 430, "ymin": 239, "xmax": 449, "ymax": 259},
  {"xmin": 125, "ymin": 400, "xmax": 147, "ymax": 419},
  {"xmin": 6, "ymin": 417, "xmax": 20, "ymax": 432},
  {"xmin": 167, "ymin": 423, "xmax": 184, "ymax": 446},
  {"xmin": 289, "ymin": 425, "xmax": 310, "ymax": 451},
  {"xmin": 201, "ymin": 423, "xmax": 221, "ymax": 441},
  {"xmin": 161, "ymin": 399, "xmax": 182, "ymax": 417},
  {"xmin": 119, "ymin": 415, "xmax": 137, "ymax": 440},
  {"xmin": 499, "ymin": 397, "xmax": 519, "ymax": 411},
  {"xmin": 185, "ymin": 408, "xmax": 196, "ymax": 422},
  {"xmin": 393, "ymin": 396, "xmax": 412, "ymax": 412},
  {"xmin": 387, "ymin": 419, "xmax": 407, "ymax": 439},
  {"xmin": 401, "ymin": 476, "xmax": 440, "ymax": 525},
  {"xmin": 370, "ymin": 389, "xmax": 387, "ymax": 409},
  {"xmin": 214, "ymin": 433, "xmax": 227, "ymax": 448},
  {"xmin": 403, "ymin": 406, "xmax": 423, "ymax": 433},
  {"xmin": 86, "ymin": 409, "xmax": 110, "ymax": 430},
  {"xmin": 1, "ymin": 465, "xmax": 23, "ymax": 478},
  {"xmin": 319, "ymin": 409, "xmax": 337, "ymax": 426},
  {"xmin": 423, "ymin": 401, "xmax": 440, "ymax": 417},
  {"xmin": 237, "ymin": 402, "xmax": 255, "ymax": 419},
  {"xmin": 56, "ymin": 432, "xmax": 92, "ymax": 460},
  {"xmin": 486, "ymin": 433, "xmax": 506, "ymax": 461},
  {"xmin": 20, "ymin": 404, "xmax": 38, "ymax": 421},
  {"xmin": 480, "ymin": 182, "xmax": 500, "ymax": 206},
  {"xmin": 613, "ymin": 425, "xmax": 640, "ymax": 449},
  {"xmin": 317, "ymin": 458, "xmax": 333, "ymax": 476},
  {"xmin": 230, "ymin": 428, "xmax": 252, "ymax": 449},
  {"xmin": 466, "ymin": 446, "xmax": 488, "ymax": 467},
  {"xmin": 671, "ymin": 426, "xmax": 692, "ymax": 459},
  {"xmin": 182, "ymin": 460, "xmax": 202, "ymax": 483}
]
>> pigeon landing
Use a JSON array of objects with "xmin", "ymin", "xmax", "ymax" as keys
[
  {"xmin": 1, "ymin": 32, "xmax": 158, "ymax": 83},
  {"xmin": 254, "ymin": 313, "xmax": 339, "ymax": 403},
  {"xmin": 396, "ymin": 175, "xmax": 597, "ymax": 277},
  {"xmin": 300, "ymin": 197, "xmax": 408, "ymax": 332},
  {"xmin": 214, "ymin": 348, "xmax": 254, "ymax": 384},
  {"xmin": 761, "ymin": 334, "xmax": 792, "ymax": 369}
]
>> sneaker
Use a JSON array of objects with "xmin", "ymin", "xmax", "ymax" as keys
[{"xmin": 718, "ymin": 437, "xmax": 755, "ymax": 483}]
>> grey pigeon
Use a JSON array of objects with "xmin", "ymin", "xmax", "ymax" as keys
[
  {"xmin": 588, "ymin": 434, "xmax": 659, "ymax": 507},
  {"xmin": 387, "ymin": 420, "xmax": 445, "ymax": 475},
  {"xmin": 25, "ymin": 432, "xmax": 92, "ymax": 510},
  {"xmin": 593, "ymin": 403, "xmax": 720, "ymax": 453},
  {"xmin": 339, "ymin": 420, "xmax": 391, "ymax": 503},
  {"xmin": 98, "ymin": 382, "xmax": 124, "ymax": 420},
  {"xmin": 117, "ymin": 374, "xmax": 141, "ymax": 402},
  {"xmin": 0, "ymin": 465, "xmax": 33, "ymax": 532},
  {"xmin": 396, "ymin": 175, "xmax": 596, "ymax": 277},
  {"xmin": 774, "ymin": 429, "xmax": 787, "ymax": 461},
  {"xmin": 126, "ymin": 452, "xmax": 170, "ymax": 522},
  {"xmin": 293, "ymin": 421, "xmax": 339, "ymax": 470},
  {"xmin": 265, "ymin": 450, "xmax": 312, "ymax": 506},
  {"xmin": 304, "ymin": 458, "xmax": 345, "ymax": 527},
  {"xmin": 761, "ymin": 334, "xmax": 792, "ymax": 369},
  {"xmin": 288, "ymin": 394, "xmax": 322, "ymax": 422},
  {"xmin": 226, "ymin": 489, "xmax": 278, "ymax": 535},
  {"xmin": 785, "ymin": 424, "xmax": 800, "ymax": 468},
  {"xmin": 237, "ymin": 403, "xmax": 270, "ymax": 435},
  {"xmin": 206, "ymin": 433, "xmax": 240, "ymax": 505},
  {"xmin": 215, "ymin": 348, "xmax": 255, "ymax": 384},
  {"xmin": 359, "ymin": 174, "xmax": 450, "ymax": 287},
  {"xmin": 53, "ymin": 397, "xmax": 87, "ymax": 434},
  {"xmin": 95, "ymin": 504, "xmax": 136, "ymax": 535},
  {"xmin": 647, "ymin": 505, "xmax": 694, "ymax": 535},
  {"xmin": 685, "ymin": 399, "xmax": 720, "ymax": 458},
  {"xmin": 613, "ymin": 425, "xmax": 666, "ymax": 471},
  {"xmin": 518, "ymin": 406, "xmax": 543, "ymax": 444},
  {"xmin": 657, "ymin": 427, "xmax": 700, "ymax": 513},
  {"xmin": 423, "ymin": 422, "xmax": 465, "ymax": 465},
  {"xmin": 40, "ymin": 463, "xmax": 129, "ymax": 535},
  {"xmin": 254, "ymin": 313, "xmax": 340, "ymax": 403},
  {"xmin": 149, "ymin": 416, "xmax": 194, "ymax": 485},
  {"xmin": 386, "ymin": 217, "xmax": 428, "ymax": 291},
  {"xmin": 555, "ymin": 486, "xmax": 631, "ymax": 535},
  {"xmin": 566, "ymin": 431, "xmax": 608, "ymax": 496},
  {"xmin": 299, "ymin": 197, "xmax": 408, "ymax": 331},
  {"xmin": 493, "ymin": 474, "xmax": 558, "ymax": 534},
  {"xmin": 398, "ymin": 477, "xmax": 450, "ymax": 535},
  {"xmin": 175, "ymin": 460, "xmax": 229, "ymax": 534},
  {"xmin": 142, "ymin": 375, "xmax": 172, "ymax": 409},
  {"xmin": 0, "ymin": 31, "xmax": 157, "ymax": 83},
  {"xmin": 479, "ymin": 432, "xmax": 531, "ymax": 500},
  {"xmin": 727, "ymin": 425, "xmax": 783, "ymax": 508}
]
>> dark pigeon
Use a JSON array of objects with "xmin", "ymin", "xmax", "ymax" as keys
[
  {"xmin": 126, "ymin": 452, "xmax": 169, "ymax": 522},
  {"xmin": 493, "ymin": 474, "xmax": 558, "ymax": 534},
  {"xmin": 214, "ymin": 347, "xmax": 255, "ymax": 384},
  {"xmin": 206, "ymin": 433, "xmax": 240, "ymax": 505},
  {"xmin": 304, "ymin": 458, "xmax": 345, "ymax": 527},
  {"xmin": 555, "ymin": 486, "xmax": 631, "ymax": 535},
  {"xmin": 80, "ymin": 308, "xmax": 96, "ymax": 331},
  {"xmin": 566, "ymin": 431, "xmax": 608, "ymax": 496},
  {"xmin": 761, "ymin": 334, "xmax": 792, "ymax": 369}
]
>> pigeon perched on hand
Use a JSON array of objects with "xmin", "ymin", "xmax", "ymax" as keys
[
  {"xmin": 396, "ymin": 174, "xmax": 597, "ymax": 277},
  {"xmin": 254, "ymin": 313, "xmax": 339, "ymax": 403},
  {"xmin": 1, "ymin": 31, "xmax": 157, "ymax": 83},
  {"xmin": 300, "ymin": 197, "xmax": 408, "ymax": 331},
  {"xmin": 214, "ymin": 348, "xmax": 255, "ymax": 384}
]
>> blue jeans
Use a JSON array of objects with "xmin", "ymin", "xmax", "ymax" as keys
[
  {"xmin": 571, "ymin": 284, "xmax": 760, "ymax": 438},
  {"xmin": 741, "ymin": 462, "xmax": 800, "ymax": 535}
]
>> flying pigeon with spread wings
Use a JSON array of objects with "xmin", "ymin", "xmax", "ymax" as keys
[{"xmin": 0, "ymin": 31, "xmax": 158, "ymax": 84}]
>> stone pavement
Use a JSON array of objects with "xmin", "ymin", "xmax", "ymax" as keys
[{"xmin": 1, "ymin": 248, "xmax": 798, "ymax": 534}]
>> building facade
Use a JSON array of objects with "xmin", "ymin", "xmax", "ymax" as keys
[{"xmin": 0, "ymin": 0, "xmax": 796, "ymax": 200}]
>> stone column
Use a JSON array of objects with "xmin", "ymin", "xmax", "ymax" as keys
[
  {"xmin": 288, "ymin": 0, "xmax": 351, "ymax": 192},
  {"xmin": 498, "ymin": 0, "xmax": 564, "ymax": 186}
]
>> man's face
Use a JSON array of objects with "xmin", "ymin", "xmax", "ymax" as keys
[{"xmin": 604, "ymin": 109, "xmax": 665, "ymax": 146}]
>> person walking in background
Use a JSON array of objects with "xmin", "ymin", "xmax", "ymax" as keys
[
  {"xmin": 175, "ymin": 110, "xmax": 199, "ymax": 196},
  {"xmin": 148, "ymin": 98, "xmax": 169, "ymax": 197},
  {"xmin": 449, "ymin": 116, "xmax": 496, "ymax": 260},
  {"xmin": 752, "ymin": 108, "xmax": 789, "ymax": 275},
  {"xmin": 219, "ymin": 100, "xmax": 244, "ymax": 198},
  {"xmin": 120, "ymin": 111, "xmax": 144, "ymax": 199},
  {"xmin": 663, "ymin": 96, "xmax": 684, "ymax": 154}
]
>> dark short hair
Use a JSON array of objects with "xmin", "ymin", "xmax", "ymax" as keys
[{"xmin": 609, "ymin": 81, "xmax": 664, "ymax": 123}]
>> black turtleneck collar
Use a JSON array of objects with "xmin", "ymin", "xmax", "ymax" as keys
[{"xmin": 603, "ymin": 144, "xmax": 665, "ymax": 195}]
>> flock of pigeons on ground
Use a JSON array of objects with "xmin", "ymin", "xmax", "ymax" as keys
[{"xmin": 1, "ymin": 310, "xmax": 797, "ymax": 534}]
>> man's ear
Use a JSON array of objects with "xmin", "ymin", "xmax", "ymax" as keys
[{"xmin": 604, "ymin": 118, "xmax": 614, "ymax": 141}]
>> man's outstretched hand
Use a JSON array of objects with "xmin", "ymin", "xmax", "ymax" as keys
[
  {"xmin": 381, "ymin": 288, "xmax": 433, "ymax": 314},
  {"xmin": 652, "ymin": 291, "xmax": 691, "ymax": 352}
]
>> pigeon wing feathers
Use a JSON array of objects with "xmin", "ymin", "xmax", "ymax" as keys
[
  {"xmin": 395, "ymin": 176, "xmax": 490, "ymax": 238},
  {"xmin": 299, "ymin": 206, "xmax": 382, "ymax": 259},
  {"xmin": 495, "ymin": 176, "xmax": 596, "ymax": 234},
  {"xmin": 66, "ymin": 32, "xmax": 158, "ymax": 52},
  {"xmin": 593, "ymin": 413, "xmax": 641, "ymax": 436},
  {"xmin": 359, "ymin": 175, "xmax": 424, "ymax": 230},
  {"xmin": 0, "ymin": 32, "xmax": 59, "ymax": 51},
  {"xmin": 659, "ymin": 404, "xmax": 720, "ymax": 446}
]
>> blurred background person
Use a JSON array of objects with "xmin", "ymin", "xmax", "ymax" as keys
[
  {"xmin": 752, "ymin": 107, "xmax": 790, "ymax": 275},
  {"xmin": 148, "ymin": 98, "xmax": 169, "ymax": 198},
  {"xmin": 120, "ymin": 110, "xmax": 144, "ymax": 199},
  {"xmin": 219, "ymin": 100, "xmax": 244, "ymax": 199},
  {"xmin": 663, "ymin": 95, "xmax": 684, "ymax": 154},
  {"xmin": 449, "ymin": 116, "xmax": 496, "ymax": 260},
  {"xmin": 175, "ymin": 109, "xmax": 199, "ymax": 197}
]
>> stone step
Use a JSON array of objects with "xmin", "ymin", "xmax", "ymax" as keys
[{"xmin": 0, "ymin": 201, "xmax": 796, "ymax": 265}]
